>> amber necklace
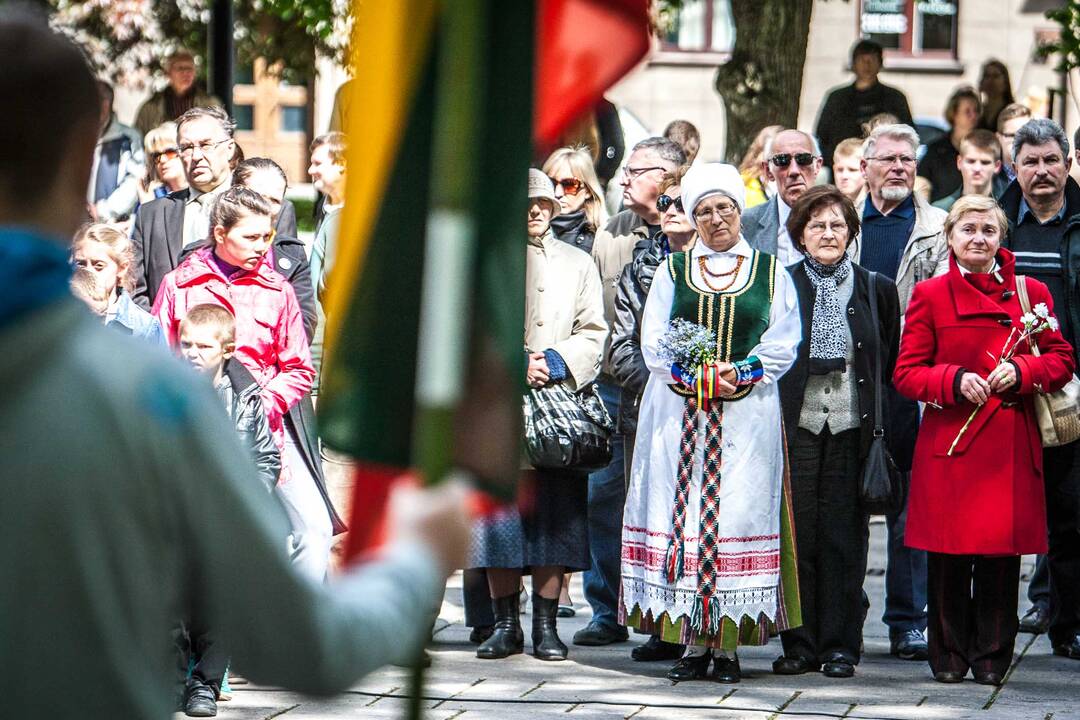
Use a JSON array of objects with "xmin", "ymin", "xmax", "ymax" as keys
[{"xmin": 697, "ymin": 254, "xmax": 744, "ymax": 292}]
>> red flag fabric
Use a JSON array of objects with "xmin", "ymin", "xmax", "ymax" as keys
[{"xmin": 533, "ymin": 0, "xmax": 651, "ymax": 147}]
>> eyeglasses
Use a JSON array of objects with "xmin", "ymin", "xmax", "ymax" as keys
[
  {"xmin": 866, "ymin": 154, "xmax": 917, "ymax": 167},
  {"xmin": 550, "ymin": 176, "xmax": 586, "ymax": 196},
  {"xmin": 769, "ymin": 152, "xmax": 816, "ymax": 168},
  {"xmin": 622, "ymin": 165, "xmax": 665, "ymax": 180},
  {"xmin": 152, "ymin": 147, "xmax": 180, "ymax": 163},
  {"xmin": 656, "ymin": 194, "xmax": 684, "ymax": 213},
  {"xmin": 178, "ymin": 138, "xmax": 231, "ymax": 158},
  {"xmin": 693, "ymin": 202, "xmax": 739, "ymax": 221}
]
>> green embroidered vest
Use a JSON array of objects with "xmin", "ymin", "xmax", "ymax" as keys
[{"xmin": 666, "ymin": 249, "xmax": 777, "ymax": 400}]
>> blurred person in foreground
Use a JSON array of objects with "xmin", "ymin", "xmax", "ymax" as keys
[{"xmin": 0, "ymin": 9, "xmax": 470, "ymax": 718}]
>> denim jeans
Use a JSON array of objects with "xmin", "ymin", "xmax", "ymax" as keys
[
  {"xmin": 883, "ymin": 471, "xmax": 928, "ymax": 637},
  {"xmin": 1027, "ymin": 555, "xmax": 1049, "ymax": 608},
  {"xmin": 583, "ymin": 381, "xmax": 626, "ymax": 629}
]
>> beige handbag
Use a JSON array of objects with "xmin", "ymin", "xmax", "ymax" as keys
[{"xmin": 1016, "ymin": 276, "xmax": 1080, "ymax": 447}]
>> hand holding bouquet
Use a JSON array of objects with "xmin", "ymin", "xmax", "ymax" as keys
[
  {"xmin": 947, "ymin": 303, "xmax": 1059, "ymax": 456},
  {"xmin": 657, "ymin": 319, "xmax": 736, "ymax": 403}
]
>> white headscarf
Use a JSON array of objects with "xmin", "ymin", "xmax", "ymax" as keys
[{"xmin": 680, "ymin": 163, "xmax": 745, "ymax": 219}]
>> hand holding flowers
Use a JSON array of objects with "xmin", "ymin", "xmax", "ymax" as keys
[
  {"xmin": 657, "ymin": 319, "xmax": 738, "ymax": 401},
  {"xmin": 947, "ymin": 301, "xmax": 1060, "ymax": 456}
]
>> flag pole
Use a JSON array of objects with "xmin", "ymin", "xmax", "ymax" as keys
[{"xmin": 407, "ymin": 1, "xmax": 483, "ymax": 718}]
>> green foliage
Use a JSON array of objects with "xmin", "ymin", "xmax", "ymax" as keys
[
  {"xmin": 1042, "ymin": 1, "xmax": 1080, "ymax": 72},
  {"xmin": 45, "ymin": 0, "xmax": 350, "ymax": 84}
]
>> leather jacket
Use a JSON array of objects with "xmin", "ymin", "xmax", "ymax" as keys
[{"xmin": 218, "ymin": 360, "xmax": 280, "ymax": 493}]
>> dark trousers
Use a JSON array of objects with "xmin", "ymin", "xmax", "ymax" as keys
[
  {"xmin": 463, "ymin": 567, "xmax": 494, "ymax": 628},
  {"xmin": 583, "ymin": 381, "xmax": 626, "ymax": 629},
  {"xmin": 927, "ymin": 552, "xmax": 1020, "ymax": 677},
  {"xmin": 1042, "ymin": 439, "xmax": 1080, "ymax": 645},
  {"xmin": 781, "ymin": 427, "xmax": 868, "ymax": 664},
  {"xmin": 177, "ymin": 620, "xmax": 227, "ymax": 695},
  {"xmin": 1027, "ymin": 555, "xmax": 1049, "ymax": 608},
  {"xmin": 884, "ymin": 481, "xmax": 928, "ymax": 637}
]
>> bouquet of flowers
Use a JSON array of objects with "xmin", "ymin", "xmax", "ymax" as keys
[
  {"xmin": 657, "ymin": 318, "xmax": 716, "ymax": 387},
  {"xmin": 947, "ymin": 303, "xmax": 1059, "ymax": 456}
]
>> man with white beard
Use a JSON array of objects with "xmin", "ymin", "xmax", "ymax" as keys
[{"xmin": 848, "ymin": 123, "xmax": 947, "ymax": 663}]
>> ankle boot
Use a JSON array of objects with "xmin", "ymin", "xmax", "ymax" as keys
[
  {"xmin": 531, "ymin": 594, "xmax": 568, "ymax": 661},
  {"xmin": 476, "ymin": 593, "xmax": 524, "ymax": 659}
]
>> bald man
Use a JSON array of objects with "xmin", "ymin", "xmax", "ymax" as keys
[{"xmin": 742, "ymin": 129, "xmax": 824, "ymax": 265}]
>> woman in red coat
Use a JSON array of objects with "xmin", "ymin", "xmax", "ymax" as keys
[{"xmin": 894, "ymin": 195, "xmax": 1075, "ymax": 685}]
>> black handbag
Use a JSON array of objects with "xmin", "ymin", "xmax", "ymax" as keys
[
  {"xmin": 523, "ymin": 381, "xmax": 614, "ymax": 472},
  {"xmin": 860, "ymin": 272, "xmax": 904, "ymax": 515}
]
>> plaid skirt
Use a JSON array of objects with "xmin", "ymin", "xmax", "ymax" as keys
[{"xmin": 467, "ymin": 468, "xmax": 589, "ymax": 572}]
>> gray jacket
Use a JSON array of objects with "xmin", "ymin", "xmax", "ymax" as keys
[
  {"xmin": 742, "ymin": 195, "xmax": 781, "ymax": 254},
  {"xmin": 849, "ymin": 194, "xmax": 948, "ymax": 313}
]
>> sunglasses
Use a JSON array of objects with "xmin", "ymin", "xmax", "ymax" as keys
[
  {"xmin": 656, "ymin": 194, "xmax": 684, "ymax": 213},
  {"xmin": 550, "ymin": 176, "xmax": 586, "ymax": 196},
  {"xmin": 152, "ymin": 148, "xmax": 180, "ymax": 163},
  {"xmin": 769, "ymin": 152, "xmax": 816, "ymax": 167}
]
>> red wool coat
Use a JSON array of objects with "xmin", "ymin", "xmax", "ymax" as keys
[{"xmin": 893, "ymin": 250, "xmax": 1075, "ymax": 555}]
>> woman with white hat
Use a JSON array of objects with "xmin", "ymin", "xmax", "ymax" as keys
[
  {"xmin": 619, "ymin": 162, "xmax": 802, "ymax": 683},
  {"xmin": 467, "ymin": 168, "xmax": 607, "ymax": 662}
]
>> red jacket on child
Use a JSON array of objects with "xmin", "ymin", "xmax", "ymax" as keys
[{"xmin": 152, "ymin": 246, "xmax": 315, "ymax": 450}]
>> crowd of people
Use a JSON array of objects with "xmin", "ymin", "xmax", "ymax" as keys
[
  {"xmin": 6, "ymin": 8, "xmax": 1080, "ymax": 716},
  {"xmin": 459, "ymin": 36, "xmax": 1080, "ymax": 692}
]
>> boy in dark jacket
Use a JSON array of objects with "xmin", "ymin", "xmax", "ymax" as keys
[
  {"xmin": 176, "ymin": 303, "xmax": 280, "ymax": 716},
  {"xmin": 179, "ymin": 303, "xmax": 279, "ymax": 491}
]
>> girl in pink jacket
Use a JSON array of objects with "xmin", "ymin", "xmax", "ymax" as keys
[{"xmin": 154, "ymin": 187, "xmax": 333, "ymax": 580}]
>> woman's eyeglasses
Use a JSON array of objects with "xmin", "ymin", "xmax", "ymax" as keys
[
  {"xmin": 656, "ymin": 194, "xmax": 684, "ymax": 213},
  {"xmin": 152, "ymin": 148, "xmax": 180, "ymax": 163},
  {"xmin": 549, "ymin": 176, "xmax": 586, "ymax": 196}
]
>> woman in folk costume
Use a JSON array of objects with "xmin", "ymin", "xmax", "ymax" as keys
[{"xmin": 619, "ymin": 163, "xmax": 802, "ymax": 683}]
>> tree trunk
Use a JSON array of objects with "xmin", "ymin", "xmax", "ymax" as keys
[{"xmin": 715, "ymin": 0, "xmax": 815, "ymax": 164}]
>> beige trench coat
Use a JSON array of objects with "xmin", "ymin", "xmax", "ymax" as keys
[{"xmin": 526, "ymin": 231, "xmax": 608, "ymax": 390}]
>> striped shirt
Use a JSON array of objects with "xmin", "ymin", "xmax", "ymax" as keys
[{"xmin": 1011, "ymin": 197, "xmax": 1072, "ymax": 346}]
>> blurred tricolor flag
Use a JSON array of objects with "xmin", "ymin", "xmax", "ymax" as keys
[{"xmin": 318, "ymin": 0, "xmax": 651, "ymax": 562}]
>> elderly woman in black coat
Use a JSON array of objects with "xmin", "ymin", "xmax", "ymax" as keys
[{"xmin": 775, "ymin": 185, "xmax": 901, "ymax": 678}]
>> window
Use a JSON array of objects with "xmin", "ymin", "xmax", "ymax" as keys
[
  {"xmin": 860, "ymin": 0, "xmax": 959, "ymax": 60},
  {"xmin": 280, "ymin": 106, "xmax": 307, "ymax": 133},
  {"xmin": 658, "ymin": 0, "xmax": 735, "ymax": 57},
  {"xmin": 233, "ymin": 104, "xmax": 254, "ymax": 131}
]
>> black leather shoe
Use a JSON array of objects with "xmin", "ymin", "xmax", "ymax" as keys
[
  {"xmin": 469, "ymin": 625, "xmax": 494, "ymax": 644},
  {"xmin": 934, "ymin": 671, "xmax": 964, "ymax": 683},
  {"xmin": 632, "ymin": 635, "xmax": 685, "ymax": 662},
  {"xmin": 974, "ymin": 671, "xmax": 1002, "ymax": 686},
  {"xmin": 531, "ymin": 594, "xmax": 568, "ymax": 661},
  {"xmin": 1019, "ymin": 605, "xmax": 1050, "ymax": 635},
  {"xmin": 712, "ymin": 655, "xmax": 741, "ymax": 684},
  {"xmin": 666, "ymin": 651, "xmax": 712, "ymax": 681},
  {"xmin": 1052, "ymin": 635, "xmax": 1080, "ymax": 659},
  {"xmin": 184, "ymin": 683, "xmax": 218, "ymax": 717},
  {"xmin": 822, "ymin": 654, "xmax": 855, "ymax": 678},
  {"xmin": 572, "ymin": 621, "xmax": 629, "ymax": 646},
  {"xmin": 477, "ymin": 593, "xmax": 524, "ymax": 659},
  {"xmin": 890, "ymin": 630, "xmax": 929, "ymax": 661},
  {"xmin": 772, "ymin": 655, "xmax": 817, "ymax": 675}
]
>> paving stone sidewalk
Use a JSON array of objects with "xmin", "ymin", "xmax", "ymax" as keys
[{"xmin": 204, "ymin": 521, "xmax": 1079, "ymax": 720}]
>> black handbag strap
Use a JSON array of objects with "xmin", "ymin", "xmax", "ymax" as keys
[{"xmin": 867, "ymin": 271, "xmax": 885, "ymax": 437}]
